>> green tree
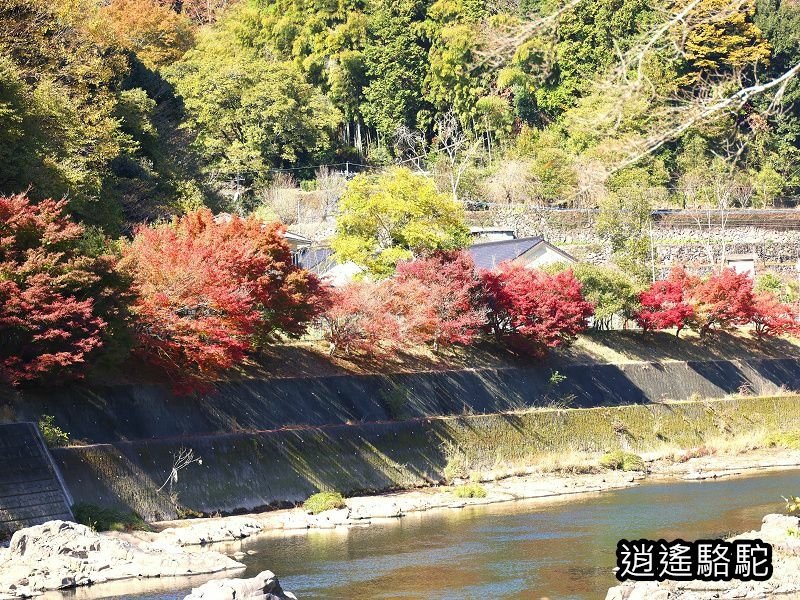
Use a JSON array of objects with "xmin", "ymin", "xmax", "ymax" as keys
[
  {"xmin": 361, "ymin": 0, "xmax": 431, "ymax": 135},
  {"xmin": 165, "ymin": 30, "xmax": 339, "ymax": 198},
  {"xmin": 0, "ymin": 0, "xmax": 129, "ymax": 229},
  {"xmin": 570, "ymin": 264, "xmax": 640, "ymax": 329},
  {"xmin": 597, "ymin": 167, "xmax": 664, "ymax": 281},
  {"xmin": 532, "ymin": 0, "xmax": 655, "ymax": 118},
  {"xmin": 332, "ymin": 167, "xmax": 470, "ymax": 276}
]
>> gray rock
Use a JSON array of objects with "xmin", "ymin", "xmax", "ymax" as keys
[
  {"xmin": 159, "ymin": 517, "xmax": 263, "ymax": 546},
  {"xmin": 313, "ymin": 508, "xmax": 350, "ymax": 527},
  {"xmin": 349, "ymin": 501, "xmax": 402, "ymax": 520},
  {"xmin": 0, "ymin": 521, "xmax": 243, "ymax": 598},
  {"xmin": 184, "ymin": 570, "xmax": 297, "ymax": 600}
]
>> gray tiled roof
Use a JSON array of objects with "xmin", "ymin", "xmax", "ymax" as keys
[{"xmin": 468, "ymin": 236, "xmax": 543, "ymax": 270}]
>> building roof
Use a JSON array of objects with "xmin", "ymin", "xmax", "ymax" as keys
[
  {"xmin": 284, "ymin": 231, "xmax": 313, "ymax": 245},
  {"xmin": 294, "ymin": 246, "xmax": 335, "ymax": 275},
  {"xmin": 467, "ymin": 236, "xmax": 544, "ymax": 270}
]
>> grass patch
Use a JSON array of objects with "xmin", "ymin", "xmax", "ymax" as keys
[
  {"xmin": 765, "ymin": 432, "xmax": 800, "ymax": 450},
  {"xmin": 452, "ymin": 483, "xmax": 487, "ymax": 498},
  {"xmin": 73, "ymin": 503, "xmax": 151, "ymax": 532},
  {"xmin": 303, "ymin": 491, "xmax": 346, "ymax": 514},
  {"xmin": 600, "ymin": 450, "xmax": 645, "ymax": 471}
]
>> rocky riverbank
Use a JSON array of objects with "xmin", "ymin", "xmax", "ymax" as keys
[
  {"xmin": 3, "ymin": 448, "xmax": 798, "ymax": 599},
  {"xmin": 0, "ymin": 521, "xmax": 244, "ymax": 599},
  {"xmin": 606, "ymin": 514, "xmax": 800, "ymax": 599},
  {"xmin": 145, "ymin": 447, "xmax": 800, "ymax": 546}
]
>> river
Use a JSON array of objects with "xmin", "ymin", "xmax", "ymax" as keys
[{"xmin": 52, "ymin": 468, "xmax": 800, "ymax": 600}]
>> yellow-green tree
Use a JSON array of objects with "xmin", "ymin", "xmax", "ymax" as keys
[
  {"xmin": 680, "ymin": 0, "xmax": 771, "ymax": 79},
  {"xmin": 332, "ymin": 167, "xmax": 470, "ymax": 277},
  {"xmin": 101, "ymin": 0, "xmax": 195, "ymax": 70}
]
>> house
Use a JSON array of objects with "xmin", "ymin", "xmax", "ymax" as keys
[
  {"xmin": 292, "ymin": 236, "xmax": 577, "ymax": 286},
  {"xmin": 468, "ymin": 236, "xmax": 577, "ymax": 271},
  {"xmin": 293, "ymin": 246, "xmax": 364, "ymax": 287}
]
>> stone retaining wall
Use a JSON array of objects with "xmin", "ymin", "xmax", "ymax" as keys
[{"xmin": 467, "ymin": 208, "xmax": 800, "ymax": 275}]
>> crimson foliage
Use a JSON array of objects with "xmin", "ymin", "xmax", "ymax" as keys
[
  {"xmin": 121, "ymin": 209, "xmax": 325, "ymax": 387},
  {"xmin": 690, "ymin": 268, "xmax": 755, "ymax": 336},
  {"xmin": 391, "ymin": 251, "xmax": 486, "ymax": 349},
  {"xmin": 480, "ymin": 263, "xmax": 593, "ymax": 354},
  {"xmin": 751, "ymin": 291, "xmax": 797, "ymax": 338},
  {"xmin": 319, "ymin": 280, "xmax": 399, "ymax": 356},
  {"xmin": 634, "ymin": 266, "xmax": 695, "ymax": 335},
  {"xmin": 0, "ymin": 194, "xmax": 119, "ymax": 384}
]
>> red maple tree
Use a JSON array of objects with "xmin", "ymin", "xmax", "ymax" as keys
[
  {"xmin": 319, "ymin": 281, "xmax": 399, "ymax": 356},
  {"xmin": 480, "ymin": 263, "xmax": 593, "ymax": 354},
  {"xmin": 391, "ymin": 251, "xmax": 486, "ymax": 350},
  {"xmin": 634, "ymin": 266, "xmax": 695, "ymax": 336},
  {"xmin": 121, "ymin": 209, "xmax": 325, "ymax": 387},
  {"xmin": 690, "ymin": 268, "xmax": 755, "ymax": 336},
  {"xmin": 750, "ymin": 291, "xmax": 797, "ymax": 338},
  {"xmin": 0, "ymin": 194, "xmax": 112, "ymax": 384}
]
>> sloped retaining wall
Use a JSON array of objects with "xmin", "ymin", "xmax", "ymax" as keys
[
  {"xmin": 0, "ymin": 423, "xmax": 73, "ymax": 533},
  {"xmin": 52, "ymin": 395, "xmax": 800, "ymax": 520},
  {"xmin": 8, "ymin": 358, "xmax": 800, "ymax": 444}
]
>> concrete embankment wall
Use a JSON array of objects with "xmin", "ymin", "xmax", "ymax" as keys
[
  {"xmin": 52, "ymin": 395, "xmax": 800, "ymax": 521},
  {"xmin": 8, "ymin": 358, "xmax": 800, "ymax": 443},
  {"xmin": 0, "ymin": 423, "xmax": 73, "ymax": 532}
]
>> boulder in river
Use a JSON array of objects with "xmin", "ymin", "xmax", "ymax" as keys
[
  {"xmin": 0, "ymin": 520, "xmax": 244, "ymax": 598},
  {"xmin": 184, "ymin": 570, "xmax": 297, "ymax": 600},
  {"xmin": 158, "ymin": 517, "xmax": 263, "ymax": 546}
]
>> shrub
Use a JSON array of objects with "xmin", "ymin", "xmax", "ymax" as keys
[
  {"xmin": 38, "ymin": 415, "xmax": 70, "ymax": 447},
  {"xmin": 303, "ymin": 492, "xmax": 346, "ymax": 515},
  {"xmin": 785, "ymin": 495, "xmax": 800, "ymax": 516},
  {"xmin": 453, "ymin": 483, "xmax": 487, "ymax": 498},
  {"xmin": 73, "ymin": 504, "xmax": 150, "ymax": 532},
  {"xmin": 765, "ymin": 432, "xmax": 800, "ymax": 450},
  {"xmin": 676, "ymin": 445, "xmax": 714, "ymax": 463},
  {"xmin": 600, "ymin": 450, "xmax": 645, "ymax": 471}
]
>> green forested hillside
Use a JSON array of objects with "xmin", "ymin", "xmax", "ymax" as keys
[{"xmin": 2, "ymin": 0, "xmax": 800, "ymax": 233}]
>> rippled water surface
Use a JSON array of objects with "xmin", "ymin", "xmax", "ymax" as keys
[{"xmin": 52, "ymin": 469, "xmax": 800, "ymax": 600}]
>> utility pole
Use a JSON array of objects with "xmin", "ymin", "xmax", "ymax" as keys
[{"xmin": 649, "ymin": 219, "xmax": 656, "ymax": 282}]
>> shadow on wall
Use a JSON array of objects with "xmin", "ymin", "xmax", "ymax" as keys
[{"xmin": 10, "ymin": 356, "xmax": 800, "ymax": 444}]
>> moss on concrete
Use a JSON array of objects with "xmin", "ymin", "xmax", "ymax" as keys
[{"xmin": 53, "ymin": 395, "xmax": 800, "ymax": 519}]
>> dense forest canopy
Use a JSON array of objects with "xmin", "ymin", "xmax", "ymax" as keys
[{"xmin": 2, "ymin": 0, "xmax": 800, "ymax": 233}]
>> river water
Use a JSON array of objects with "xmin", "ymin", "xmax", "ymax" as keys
[{"xmin": 53, "ymin": 469, "xmax": 800, "ymax": 600}]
